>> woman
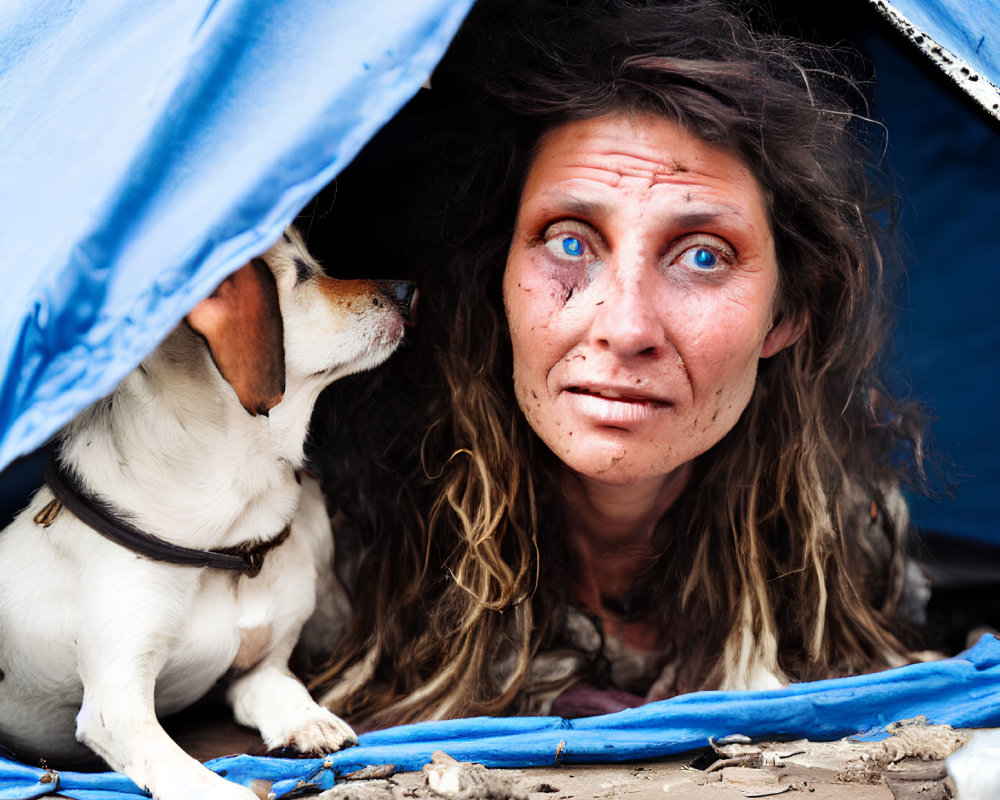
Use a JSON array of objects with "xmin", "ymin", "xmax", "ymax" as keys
[{"xmin": 308, "ymin": 0, "xmax": 929, "ymax": 726}]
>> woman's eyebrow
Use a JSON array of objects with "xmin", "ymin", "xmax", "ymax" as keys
[
  {"xmin": 528, "ymin": 191, "xmax": 757, "ymax": 232},
  {"xmin": 670, "ymin": 203, "xmax": 749, "ymax": 228},
  {"xmin": 529, "ymin": 192, "xmax": 611, "ymax": 219}
]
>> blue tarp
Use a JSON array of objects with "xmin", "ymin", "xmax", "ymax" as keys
[
  {"xmin": 866, "ymin": 0, "xmax": 1000, "ymax": 543},
  {"xmin": 875, "ymin": 0, "xmax": 1000, "ymax": 117},
  {"xmin": 862, "ymin": 23, "xmax": 1000, "ymax": 544},
  {"xmin": 3, "ymin": 634, "xmax": 1000, "ymax": 799},
  {"xmin": 0, "ymin": 0, "xmax": 474, "ymax": 472}
]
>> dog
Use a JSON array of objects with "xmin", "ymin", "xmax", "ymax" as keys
[{"xmin": 0, "ymin": 227, "xmax": 415, "ymax": 800}]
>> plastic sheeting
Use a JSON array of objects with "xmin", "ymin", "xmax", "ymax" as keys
[
  {"xmin": 2, "ymin": 634, "xmax": 1000, "ymax": 799},
  {"xmin": 862, "ymin": 23, "xmax": 1000, "ymax": 544},
  {"xmin": 872, "ymin": 0, "xmax": 1000, "ymax": 118},
  {"xmin": 0, "ymin": 0, "xmax": 474, "ymax": 471}
]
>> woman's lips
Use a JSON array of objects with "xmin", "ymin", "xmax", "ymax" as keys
[
  {"xmin": 562, "ymin": 386, "xmax": 672, "ymax": 426},
  {"xmin": 565, "ymin": 385, "xmax": 671, "ymax": 405}
]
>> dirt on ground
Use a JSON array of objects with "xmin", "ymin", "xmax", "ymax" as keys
[
  {"xmin": 312, "ymin": 731, "xmax": 959, "ymax": 800},
  {"xmin": 166, "ymin": 706, "xmax": 961, "ymax": 800}
]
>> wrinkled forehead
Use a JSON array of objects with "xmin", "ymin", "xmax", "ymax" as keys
[{"xmin": 519, "ymin": 110, "xmax": 773, "ymax": 233}]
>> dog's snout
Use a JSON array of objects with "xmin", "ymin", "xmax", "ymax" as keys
[{"xmin": 375, "ymin": 280, "xmax": 418, "ymax": 325}]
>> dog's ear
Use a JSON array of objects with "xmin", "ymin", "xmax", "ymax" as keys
[{"xmin": 187, "ymin": 258, "xmax": 285, "ymax": 416}]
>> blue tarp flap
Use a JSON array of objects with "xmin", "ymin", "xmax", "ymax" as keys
[
  {"xmin": 873, "ymin": 0, "xmax": 1000, "ymax": 118},
  {"xmin": 0, "ymin": 0, "xmax": 475, "ymax": 471},
  {"xmin": 3, "ymin": 635, "xmax": 1000, "ymax": 799},
  {"xmin": 862, "ymin": 23, "xmax": 1000, "ymax": 544}
]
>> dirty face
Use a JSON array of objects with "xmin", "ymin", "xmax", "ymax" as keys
[{"xmin": 502, "ymin": 111, "xmax": 798, "ymax": 489}]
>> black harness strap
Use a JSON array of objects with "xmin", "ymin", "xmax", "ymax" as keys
[{"xmin": 43, "ymin": 459, "xmax": 290, "ymax": 577}]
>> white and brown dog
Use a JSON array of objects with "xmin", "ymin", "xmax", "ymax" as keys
[{"xmin": 0, "ymin": 228, "xmax": 415, "ymax": 800}]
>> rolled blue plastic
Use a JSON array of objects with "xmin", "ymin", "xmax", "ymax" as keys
[{"xmin": 2, "ymin": 635, "xmax": 999, "ymax": 800}]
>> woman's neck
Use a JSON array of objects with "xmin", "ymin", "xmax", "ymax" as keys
[
  {"xmin": 560, "ymin": 462, "xmax": 691, "ymax": 648},
  {"xmin": 560, "ymin": 463, "xmax": 691, "ymax": 549}
]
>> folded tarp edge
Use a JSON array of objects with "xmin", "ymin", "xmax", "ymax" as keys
[{"xmin": 869, "ymin": 0, "xmax": 1000, "ymax": 119}]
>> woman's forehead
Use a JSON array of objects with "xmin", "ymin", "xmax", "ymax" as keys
[{"xmin": 521, "ymin": 111, "xmax": 771, "ymax": 230}]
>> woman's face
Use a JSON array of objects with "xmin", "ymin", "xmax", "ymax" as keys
[{"xmin": 503, "ymin": 111, "xmax": 798, "ymax": 488}]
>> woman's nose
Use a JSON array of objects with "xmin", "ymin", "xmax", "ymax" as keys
[{"xmin": 586, "ymin": 266, "xmax": 666, "ymax": 357}]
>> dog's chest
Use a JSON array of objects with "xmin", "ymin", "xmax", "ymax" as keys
[
  {"xmin": 155, "ymin": 575, "xmax": 276, "ymax": 711},
  {"xmin": 232, "ymin": 621, "xmax": 272, "ymax": 672}
]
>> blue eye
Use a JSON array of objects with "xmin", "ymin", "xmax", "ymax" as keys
[
  {"xmin": 691, "ymin": 247, "xmax": 717, "ymax": 269},
  {"xmin": 676, "ymin": 239, "xmax": 733, "ymax": 271},
  {"xmin": 562, "ymin": 236, "xmax": 583, "ymax": 257},
  {"xmin": 542, "ymin": 227, "xmax": 595, "ymax": 262}
]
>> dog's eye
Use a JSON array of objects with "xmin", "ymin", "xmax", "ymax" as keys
[{"xmin": 294, "ymin": 257, "xmax": 311, "ymax": 285}]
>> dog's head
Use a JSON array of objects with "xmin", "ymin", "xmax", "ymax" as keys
[{"xmin": 187, "ymin": 227, "xmax": 415, "ymax": 416}]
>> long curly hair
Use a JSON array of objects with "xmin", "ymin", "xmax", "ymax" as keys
[{"xmin": 309, "ymin": 0, "xmax": 928, "ymax": 727}]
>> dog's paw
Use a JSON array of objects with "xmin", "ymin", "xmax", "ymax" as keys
[{"xmin": 267, "ymin": 707, "xmax": 358, "ymax": 755}]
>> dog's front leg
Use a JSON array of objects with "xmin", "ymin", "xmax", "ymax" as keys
[
  {"xmin": 77, "ymin": 662, "xmax": 261, "ymax": 800},
  {"xmin": 74, "ymin": 594, "xmax": 259, "ymax": 800},
  {"xmin": 227, "ymin": 477, "xmax": 357, "ymax": 755},
  {"xmin": 227, "ymin": 654, "xmax": 358, "ymax": 755}
]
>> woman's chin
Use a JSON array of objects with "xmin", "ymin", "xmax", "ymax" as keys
[{"xmin": 555, "ymin": 444, "xmax": 685, "ymax": 488}]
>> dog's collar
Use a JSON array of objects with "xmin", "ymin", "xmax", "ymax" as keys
[{"xmin": 41, "ymin": 459, "xmax": 291, "ymax": 578}]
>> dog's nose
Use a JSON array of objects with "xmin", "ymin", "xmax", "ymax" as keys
[{"xmin": 375, "ymin": 280, "xmax": 418, "ymax": 325}]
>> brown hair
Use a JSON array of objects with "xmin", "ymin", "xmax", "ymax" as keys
[{"xmin": 311, "ymin": 0, "xmax": 927, "ymax": 727}]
